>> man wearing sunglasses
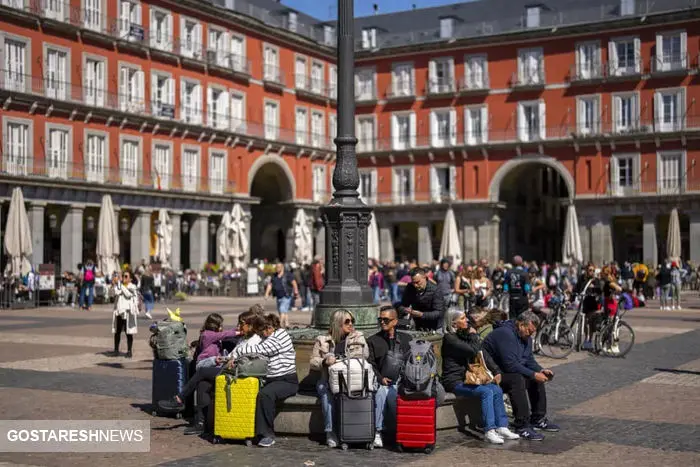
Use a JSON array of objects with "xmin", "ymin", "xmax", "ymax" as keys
[{"xmin": 367, "ymin": 305, "xmax": 412, "ymax": 448}]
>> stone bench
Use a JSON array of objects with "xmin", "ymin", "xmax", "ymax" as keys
[{"xmin": 274, "ymin": 392, "xmax": 483, "ymax": 436}]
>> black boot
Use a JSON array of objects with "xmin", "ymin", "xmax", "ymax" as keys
[
  {"xmin": 158, "ymin": 396, "xmax": 185, "ymax": 413},
  {"xmin": 184, "ymin": 411, "xmax": 204, "ymax": 436}
]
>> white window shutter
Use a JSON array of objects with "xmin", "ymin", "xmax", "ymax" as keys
[
  {"xmin": 517, "ymin": 104, "xmax": 525, "ymax": 140},
  {"xmin": 391, "ymin": 115, "xmax": 398, "ymax": 150},
  {"xmin": 150, "ymin": 9, "xmax": 156, "ymax": 36},
  {"xmin": 448, "ymin": 59, "xmax": 455, "ymax": 88},
  {"xmin": 409, "ymin": 112, "xmax": 416, "ymax": 148},
  {"xmin": 119, "ymin": 67, "xmax": 128, "ymax": 110},
  {"xmin": 392, "ymin": 170, "xmax": 398, "ymax": 203},
  {"xmin": 481, "ymin": 106, "xmax": 488, "ymax": 143},
  {"xmin": 634, "ymin": 37, "xmax": 641, "ymax": 73},
  {"xmin": 136, "ymin": 3, "xmax": 141, "ymax": 25},
  {"xmin": 194, "ymin": 85, "xmax": 202, "ymax": 124},
  {"xmin": 222, "ymin": 90, "xmax": 230, "ymax": 126},
  {"xmin": 207, "ymin": 86, "xmax": 213, "ymax": 126},
  {"xmin": 428, "ymin": 60, "xmax": 436, "ymax": 92},
  {"xmin": 655, "ymin": 33, "xmax": 663, "ymax": 70},
  {"xmin": 610, "ymin": 156, "xmax": 619, "ymax": 194},
  {"xmin": 654, "ymin": 92, "xmax": 662, "ymax": 130},
  {"xmin": 166, "ymin": 14, "xmax": 173, "ymax": 48},
  {"xmin": 681, "ymin": 31, "xmax": 688, "ymax": 67},
  {"xmin": 430, "ymin": 166, "xmax": 440, "ymax": 201},
  {"xmin": 409, "ymin": 168, "xmax": 416, "ymax": 201},
  {"xmin": 608, "ymin": 41, "xmax": 618, "ymax": 75},
  {"xmin": 430, "ymin": 112, "xmax": 438, "ymax": 146},
  {"xmin": 180, "ymin": 81, "xmax": 185, "ymax": 121},
  {"xmin": 613, "ymin": 96, "xmax": 621, "ymax": 131},
  {"xmin": 136, "ymin": 71, "xmax": 144, "ymax": 109},
  {"xmin": 449, "ymin": 165, "xmax": 457, "ymax": 200},
  {"xmin": 538, "ymin": 101, "xmax": 546, "ymax": 140},
  {"xmin": 167, "ymin": 78, "xmax": 174, "ymax": 106},
  {"xmin": 449, "ymin": 109, "xmax": 457, "ymax": 146},
  {"xmin": 370, "ymin": 169, "xmax": 377, "ymax": 203},
  {"xmin": 150, "ymin": 73, "xmax": 157, "ymax": 108}
]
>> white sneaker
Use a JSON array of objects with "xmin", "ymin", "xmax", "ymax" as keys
[
  {"xmin": 325, "ymin": 432, "xmax": 338, "ymax": 448},
  {"xmin": 145, "ymin": 312, "xmax": 152, "ymax": 319},
  {"xmin": 485, "ymin": 429, "xmax": 505, "ymax": 444},
  {"xmin": 496, "ymin": 427, "xmax": 521, "ymax": 440},
  {"xmin": 373, "ymin": 432, "xmax": 383, "ymax": 448}
]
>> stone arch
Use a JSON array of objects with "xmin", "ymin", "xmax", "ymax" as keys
[
  {"xmin": 488, "ymin": 155, "xmax": 575, "ymax": 203},
  {"xmin": 247, "ymin": 155, "xmax": 296, "ymax": 201}
]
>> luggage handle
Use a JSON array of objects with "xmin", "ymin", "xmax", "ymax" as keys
[{"xmin": 339, "ymin": 357, "xmax": 370, "ymax": 399}]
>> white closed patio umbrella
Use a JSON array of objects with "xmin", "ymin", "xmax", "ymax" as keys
[
  {"xmin": 367, "ymin": 213, "xmax": 380, "ymax": 261},
  {"xmin": 217, "ymin": 210, "xmax": 233, "ymax": 269},
  {"xmin": 4, "ymin": 187, "xmax": 32, "ymax": 277},
  {"xmin": 439, "ymin": 207, "xmax": 462, "ymax": 268},
  {"xmin": 562, "ymin": 204, "xmax": 583, "ymax": 265},
  {"xmin": 230, "ymin": 203, "xmax": 248, "ymax": 269},
  {"xmin": 154, "ymin": 209, "xmax": 172, "ymax": 269},
  {"xmin": 667, "ymin": 207, "xmax": 681, "ymax": 263},
  {"xmin": 96, "ymin": 194, "xmax": 120, "ymax": 278},
  {"xmin": 293, "ymin": 208, "xmax": 313, "ymax": 266}
]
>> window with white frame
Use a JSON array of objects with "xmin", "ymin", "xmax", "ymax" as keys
[
  {"xmin": 609, "ymin": 37, "xmax": 640, "ymax": 76},
  {"xmin": 430, "ymin": 109, "xmax": 456, "ymax": 147},
  {"xmin": 120, "ymin": 138, "xmax": 139, "ymax": 187},
  {"xmin": 311, "ymin": 62, "xmax": 324, "ymax": 94},
  {"xmin": 119, "ymin": 65, "xmax": 144, "ymax": 112},
  {"xmin": 323, "ymin": 25, "xmax": 335, "ymax": 46},
  {"xmin": 312, "ymin": 165, "xmax": 326, "ymax": 202},
  {"xmin": 428, "ymin": 58, "xmax": 454, "ymax": 93},
  {"xmin": 464, "ymin": 54, "xmax": 488, "ymax": 89},
  {"xmin": 465, "ymin": 105, "xmax": 488, "ymax": 145},
  {"xmin": 518, "ymin": 48, "xmax": 544, "ymax": 84},
  {"xmin": 84, "ymin": 57, "xmax": 105, "ymax": 106},
  {"xmin": 392, "ymin": 167, "xmax": 414, "ymax": 204},
  {"xmin": 518, "ymin": 101, "xmax": 545, "ymax": 141},
  {"xmin": 44, "ymin": 0, "xmax": 65, "ymax": 21},
  {"xmin": 610, "ymin": 153, "xmax": 638, "ymax": 195},
  {"xmin": 577, "ymin": 96, "xmax": 600, "ymax": 136},
  {"xmin": 295, "ymin": 107, "xmax": 308, "ymax": 145},
  {"xmin": 440, "ymin": 17, "xmax": 454, "ymax": 39},
  {"xmin": 263, "ymin": 45, "xmax": 279, "ymax": 81},
  {"xmin": 295, "ymin": 56, "xmax": 307, "ymax": 90},
  {"xmin": 329, "ymin": 65, "xmax": 337, "ymax": 99},
  {"xmin": 430, "ymin": 165, "xmax": 456, "ymax": 201},
  {"xmin": 612, "ymin": 93, "xmax": 639, "ymax": 132},
  {"xmin": 655, "ymin": 89, "xmax": 685, "ymax": 132},
  {"xmin": 658, "ymin": 151, "xmax": 683, "ymax": 194},
  {"xmin": 392, "ymin": 113, "xmax": 415, "ymax": 150},
  {"xmin": 83, "ymin": 0, "xmax": 102, "ymax": 31},
  {"xmin": 656, "ymin": 31, "xmax": 687, "ymax": 71},
  {"xmin": 150, "ymin": 9, "xmax": 172, "ymax": 52},
  {"xmin": 620, "ymin": 0, "xmax": 635, "ymax": 15},
  {"xmin": 230, "ymin": 35, "xmax": 245, "ymax": 72},
  {"xmin": 231, "ymin": 92, "xmax": 246, "ymax": 133},
  {"xmin": 209, "ymin": 151, "xmax": 225, "ymax": 194},
  {"xmin": 355, "ymin": 68, "xmax": 375, "ymax": 100},
  {"xmin": 85, "ymin": 132, "xmax": 105, "ymax": 183},
  {"xmin": 45, "ymin": 47, "xmax": 68, "ymax": 100},
  {"xmin": 118, "ymin": 0, "xmax": 142, "ymax": 39},
  {"xmin": 264, "ymin": 100, "xmax": 279, "ymax": 140},
  {"xmin": 207, "ymin": 87, "xmax": 229, "ymax": 130},
  {"xmin": 311, "ymin": 111, "xmax": 324, "ymax": 148},
  {"xmin": 329, "ymin": 114, "xmax": 337, "ymax": 149},
  {"xmin": 287, "ymin": 12, "xmax": 297, "ymax": 32},
  {"xmin": 392, "ymin": 63, "xmax": 413, "ymax": 96},
  {"xmin": 152, "ymin": 143, "xmax": 171, "ymax": 189},
  {"xmin": 207, "ymin": 27, "xmax": 230, "ymax": 67},
  {"xmin": 357, "ymin": 117, "xmax": 375, "ymax": 152},
  {"xmin": 182, "ymin": 147, "xmax": 199, "ymax": 192},
  {"xmin": 151, "ymin": 73, "xmax": 175, "ymax": 118},
  {"xmin": 3, "ymin": 38, "xmax": 27, "ymax": 92},
  {"xmin": 526, "ymin": 6, "xmax": 540, "ymax": 28},
  {"xmin": 359, "ymin": 169, "xmax": 377, "ymax": 204},
  {"xmin": 361, "ymin": 28, "xmax": 377, "ymax": 49},
  {"xmin": 3, "ymin": 120, "xmax": 29, "ymax": 176},
  {"xmin": 180, "ymin": 18, "xmax": 202, "ymax": 58},
  {"xmin": 576, "ymin": 42, "xmax": 601, "ymax": 79},
  {"xmin": 181, "ymin": 80, "xmax": 202, "ymax": 124}
]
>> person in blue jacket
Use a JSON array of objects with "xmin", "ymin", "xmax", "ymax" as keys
[
  {"xmin": 482, "ymin": 311, "xmax": 559, "ymax": 441},
  {"xmin": 503, "ymin": 255, "xmax": 531, "ymax": 319}
]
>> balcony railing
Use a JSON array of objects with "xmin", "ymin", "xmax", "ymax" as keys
[
  {"xmin": 295, "ymin": 75, "xmax": 326, "ymax": 98},
  {"xmin": 385, "ymin": 83, "xmax": 415, "ymax": 100},
  {"xmin": 512, "ymin": 62, "xmax": 545, "ymax": 88},
  {"xmin": 356, "ymin": 87, "xmax": 377, "ymax": 103},
  {"xmin": 314, "ymin": 190, "xmax": 460, "ymax": 206},
  {"xmin": 0, "ymin": 156, "xmax": 236, "ymax": 195},
  {"xmin": 569, "ymin": 62, "xmax": 606, "ymax": 82},
  {"xmin": 263, "ymin": 64, "xmax": 285, "ymax": 87},
  {"xmin": 650, "ymin": 54, "xmax": 690, "ymax": 74},
  {"xmin": 607, "ymin": 54, "xmax": 643, "ymax": 78},
  {"xmin": 426, "ymin": 79, "xmax": 456, "ymax": 96},
  {"xmin": 459, "ymin": 75, "xmax": 490, "ymax": 92},
  {"xmin": 605, "ymin": 179, "xmax": 700, "ymax": 197}
]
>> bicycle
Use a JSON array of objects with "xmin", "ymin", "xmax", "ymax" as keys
[
  {"xmin": 567, "ymin": 279, "xmax": 597, "ymax": 353},
  {"xmin": 535, "ymin": 294, "xmax": 575, "ymax": 359},
  {"xmin": 594, "ymin": 308, "xmax": 635, "ymax": 358}
]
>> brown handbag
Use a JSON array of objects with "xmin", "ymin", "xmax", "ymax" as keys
[{"xmin": 465, "ymin": 351, "xmax": 494, "ymax": 385}]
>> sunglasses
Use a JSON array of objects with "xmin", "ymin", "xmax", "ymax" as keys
[
  {"xmin": 377, "ymin": 317, "xmax": 395, "ymax": 324},
  {"xmin": 343, "ymin": 318, "xmax": 355, "ymax": 326}
]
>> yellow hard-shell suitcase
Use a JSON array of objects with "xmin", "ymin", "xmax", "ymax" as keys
[{"xmin": 213, "ymin": 374, "xmax": 259, "ymax": 444}]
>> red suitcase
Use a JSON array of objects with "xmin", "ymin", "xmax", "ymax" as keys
[{"xmin": 396, "ymin": 395, "xmax": 436, "ymax": 453}]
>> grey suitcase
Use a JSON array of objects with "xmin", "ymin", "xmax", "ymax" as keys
[{"xmin": 334, "ymin": 361, "xmax": 375, "ymax": 450}]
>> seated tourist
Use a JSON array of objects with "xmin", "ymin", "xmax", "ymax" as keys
[
  {"xmin": 482, "ymin": 311, "xmax": 559, "ymax": 441},
  {"xmin": 367, "ymin": 305, "xmax": 412, "ymax": 448},
  {"xmin": 310, "ymin": 309, "xmax": 368, "ymax": 448},
  {"xmin": 442, "ymin": 308, "xmax": 520, "ymax": 444}
]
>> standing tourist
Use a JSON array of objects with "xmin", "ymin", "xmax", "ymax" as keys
[
  {"xmin": 264, "ymin": 263, "xmax": 298, "ymax": 329},
  {"xmin": 110, "ymin": 272, "xmax": 138, "ymax": 358}
]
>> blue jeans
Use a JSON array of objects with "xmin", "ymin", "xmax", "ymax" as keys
[
  {"xmin": 316, "ymin": 378, "xmax": 334, "ymax": 432},
  {"xmin": 389, "ymin": 283, "xmax": 399, "ymax": 305},
  {"xmin": 375, "ymin": 384, "xmax": 398, "ymax": 432},
  {"xmin": 311, "ymin": 292, "xmax": 321, "ymax": 310},
  {"xmin": 453, "ymin": 383, "xmax": 508, "ymax": 431},
  {"xmin": 372, "ymin": 286, "xmax": 381, "ymax": 304},
  {"xmin": 303, "ymin": 288, "xmax": 312, "ymax": 309},
  {"xmin": 276, "ymin": 296, "xmax": 292, "ymax": 314},
  {"xmin": 79, "ymin": 283, "xmax": 94, "ymax": 308},
  {"xmin": 143, "ymin": 291, "xmax": 154, "ymax": 313}
]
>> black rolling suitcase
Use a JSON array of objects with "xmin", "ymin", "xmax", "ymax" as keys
[
  {"xmin": 151, "ymin": 357, "xmax": 189, "ymax": 418},
  {"xmin": 334, "ymin": 362, "xmax": 376, "ymax": 450}
]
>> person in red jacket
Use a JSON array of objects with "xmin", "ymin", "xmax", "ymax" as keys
[{"xmin": 310, "ymin": 256, "xmax": 324, "ymax": 311}]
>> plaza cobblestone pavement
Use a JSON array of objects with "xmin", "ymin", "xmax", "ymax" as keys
[{"xmin": 0, "ymin": 293, "xmax": 700, "ymax": 466}]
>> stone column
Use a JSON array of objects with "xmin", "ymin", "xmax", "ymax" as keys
[
  {"xmin": 579, "ymin": 216, "xmax": 591, "ymax": 264},
  {"xmin": 379, "ymin": 224, "xmax": 394, "ymax": 263},
  {"xmin": 314, "ymin": 223, "xmax": 326, "ymax": 260},
  {"xmin": 190, "ymin": 214, "xmax": 209, "ymax": 271},
  {"xmin": 170, "ymin": 212, "xmax": 182, "ymax": 271},
  {"xmin": 688, "ymin": 212, "xmax": 700, "ymax": 264},
  {"xmin": 28, "ymin": 204, "xmax": 45, "ymax": 267},
  {"xmin": 590, "ymin": 215, "xmax": 613, "ymax": 265},
  {"xmin": 477, "ymin": 214, "xmax": 500, "ymax": 265},
  {"xmin": 462, "ymin": 222, "xmax": 477, "ymax": 263},
  {"xmin": 643, "ymin": 214, "xmax": 658, "ymax": 266},
  {"xmin": 61, "ymin": 206, "xmax": 84, "ymax": 273},
  {"xmin": 417, "ymin": 223, "xmax": 432, "ymax": 265},
  {"xmin": 130, "ymin": 210, "xmax": 151, "ymax": 267}
]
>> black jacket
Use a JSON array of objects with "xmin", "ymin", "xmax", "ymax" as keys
[
  {"xmin": 397, "ymin": 281, "xmax": 446, "ymax": 331},
  {"xmin": 367, "ymin": 330, "xmax": 412, "ymax": 383},
  {"xmin": 441, "ymin": 331, "xmax": 501, "ymax": 393}
]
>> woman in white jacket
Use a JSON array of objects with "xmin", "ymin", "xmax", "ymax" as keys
[{"xmin": 110, "ymin": 272, "xmax": 139, "ymax": 358}]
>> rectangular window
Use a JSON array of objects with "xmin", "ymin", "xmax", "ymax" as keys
[
  {"xmin": 230, "ymin": 35, "xmax": 245, "ymax": 72},
  {"xmin": 44, "ymin": 0, "xmax": 65, "ymax": 21},
  {"xmin": 207, "ymin": 28, "xmax": 230, "ymax": 67},
  {"xmin": 465, "ymin": 106, "xmax": 488, "ymax": 145},
  {"xmin": 287, "ymin": 12, "xmax": 297, "ymax": 32},
  {"xmin": 392, "ymin": 63, "xmax": 413, "ymax": 96},
  {"xmin": 613, "ymin": 93, "xmax": 639, "ymax": 132},
  {"xmin": 207, "ymin": 87, "xmax": 229, "ymax": 130},
  {"xmin": 263, "ymin": 46, "xmax": 279, "ymax": 82},
  {"xmin": 295, "ymin": 56, "xmax": 307, "ymax": 90},
  {"xmin": 120, "ymin": 139, "xmax": 139, "ymax": 187},
  {"xmin": 621, "ymin": 0, "xmax": 635, "ymax": 15},
  {"xmin": 656, "ymin": 31, "xmax": 687, "ymax": 71},
  {"xmin": 4, "ymin": 38, "xmax": 26, "ymax": 92},
  {"xmin": 658, "ymin": 152, "xmax": 683, "ymax": 194},
  {"xmin": 359, "ymin": 170, "xmax": 377, "ymax": 204},
  {"xmin": 526, "ymin": 7, "xmax": 540, "ymax": 28},
  {"xmin": 464, "ymin": 55, "xmax": 487, "ymax": 89},
  {"xmin": 311, "ymin": 111, "xmax": 324, "ymax": 148},
  {"xmin": 84, "ymin": 0, "xmax": 102, "ymax": 31},
  {"xmin": 312, "ymin": 165, "xmax": 326, "ymax": 202},
  {"xmin": 430, "ymin": 166, "xmax": 455, "ymax": 201},
  {"xmin": 209, "ymin": 151, "xmax": 225, "ymax": 194},
  {"xmin": 355, "ymin": 68, "xmax": 375, "ymax": 100},
  {"xmin": 329, "ymin": 66, "xmax": 337, "ymax": 99},
  {"xmin": 518, "ymin": 101, "xmax": 545, "ymax": 141},
  {"xmin": 46, "ymin": 127, "xmax": 69, "ymax": 179},
  {"xmin": 180, "ymin": 19, "xmax": 202, "ymax": 59},
  {"xmin": 611, "ymin": 154, "xmax": 637, "ymax": 195},
  {"xmin": 182, "ymin": 148, "xmax": 199, "ymax": 192},
  {"xmin": 231, "ymin": 93, "xmax": 246, "ymax": 133},
  {"xmin": 151, "ymin": 73, "xmax": 175, "ymax": 118},
  {"xmin": 118, "ymin": 0, "xmax": 142, "ymax": 39},
  {"xmin": 428, "ymin": 58, "xmax": 454, "ymax": 93},
  {"xmin": 518, "ymin": 48, "xmax": 544, "ymax": 84},
  {"xmin": 324, "ymin": 26, "xmax": 335, "ymax": 46},
  {"xmin": 430, "ymin": 109, "xmax": 456, "ymax": 147},
  {"xmin": 119, "ymin": 65, "xmax": 144, "ymax": 112},
  {"xmin": 361, "ymin": 28, "xmax": 376, "ymax": 49},
  {"xmin": 393, "ymin": 167, "xmax": 414, "ymax": 204},
  {"xmin": 609, "ymin": 37, "xmax": 640, "ymax": 76},
  {"xmin": 85, "ymin": 133, "xmax": 105, "ymax": 183},
  {"xmin": 150, "ymin": 9, "xmax": 172, "ymax": 52},
  {"xmin": 264, "ymin": 101, "xmax": 279, "ymax": 140},
  {"xmin": 576, "ymin": 42, "xmax": 601, "ymax": 79},
  {"xmin": 84, "ymin": 58, "xmax": 105, "ymax": 106},
  {"xmin": 45, "ymin": 48, "xmax": 68, "ymax": 100},
  {"xmin": 655, "ymin": 89, "xmax": 684, "ymax": 132},
  {"xmin": 329, "ymin": 114, "xmax": 337, "ymax": 149},
  {"xmin": 152, "ymin": 143, "xmax": 171, "ymax": 190},
  {"xmin": 181, "ymin": 80, "xmax": 202, "ymax": 124},
  {"xmin": 3, "ymin": 120, "xmax": 29, "ymax": 176},
  {"xmin": 311, "ymin": 62, "xmax": 324, "ymax": 94},
  {"xmin": 440, "ymin": 18, "xmax": 454, "ymax": 39},
  {"xmin": 295, "ymin": 107, "xmax": 308, "ymax": 145},
  {"xmin": 357, "ymin": 117, "xmax": 375, "ymax": 152},
  {"xmin": 577, "ymin": 96, "xmax": 600, "ymax": 136}
]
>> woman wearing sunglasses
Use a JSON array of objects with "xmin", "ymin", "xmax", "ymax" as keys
[
  {"xmin": 110, "ymin": 271, "xmax": 139, "ymax": 358},
  {"xmin": 310, "ymin": 309, "xmax": 368, "ymax": 448}
]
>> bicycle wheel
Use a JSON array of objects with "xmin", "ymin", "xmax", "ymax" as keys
[
  {"xmin": 537, "ymin": 322, "xmax": 575, "ymax": 359},
  {"xmin": 610, "ymin": 321, "xmax": 635, "ymax": 357},
  {"xmin": 573, "ymin": 315, "xmax": 584, "ymax": 352}
]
